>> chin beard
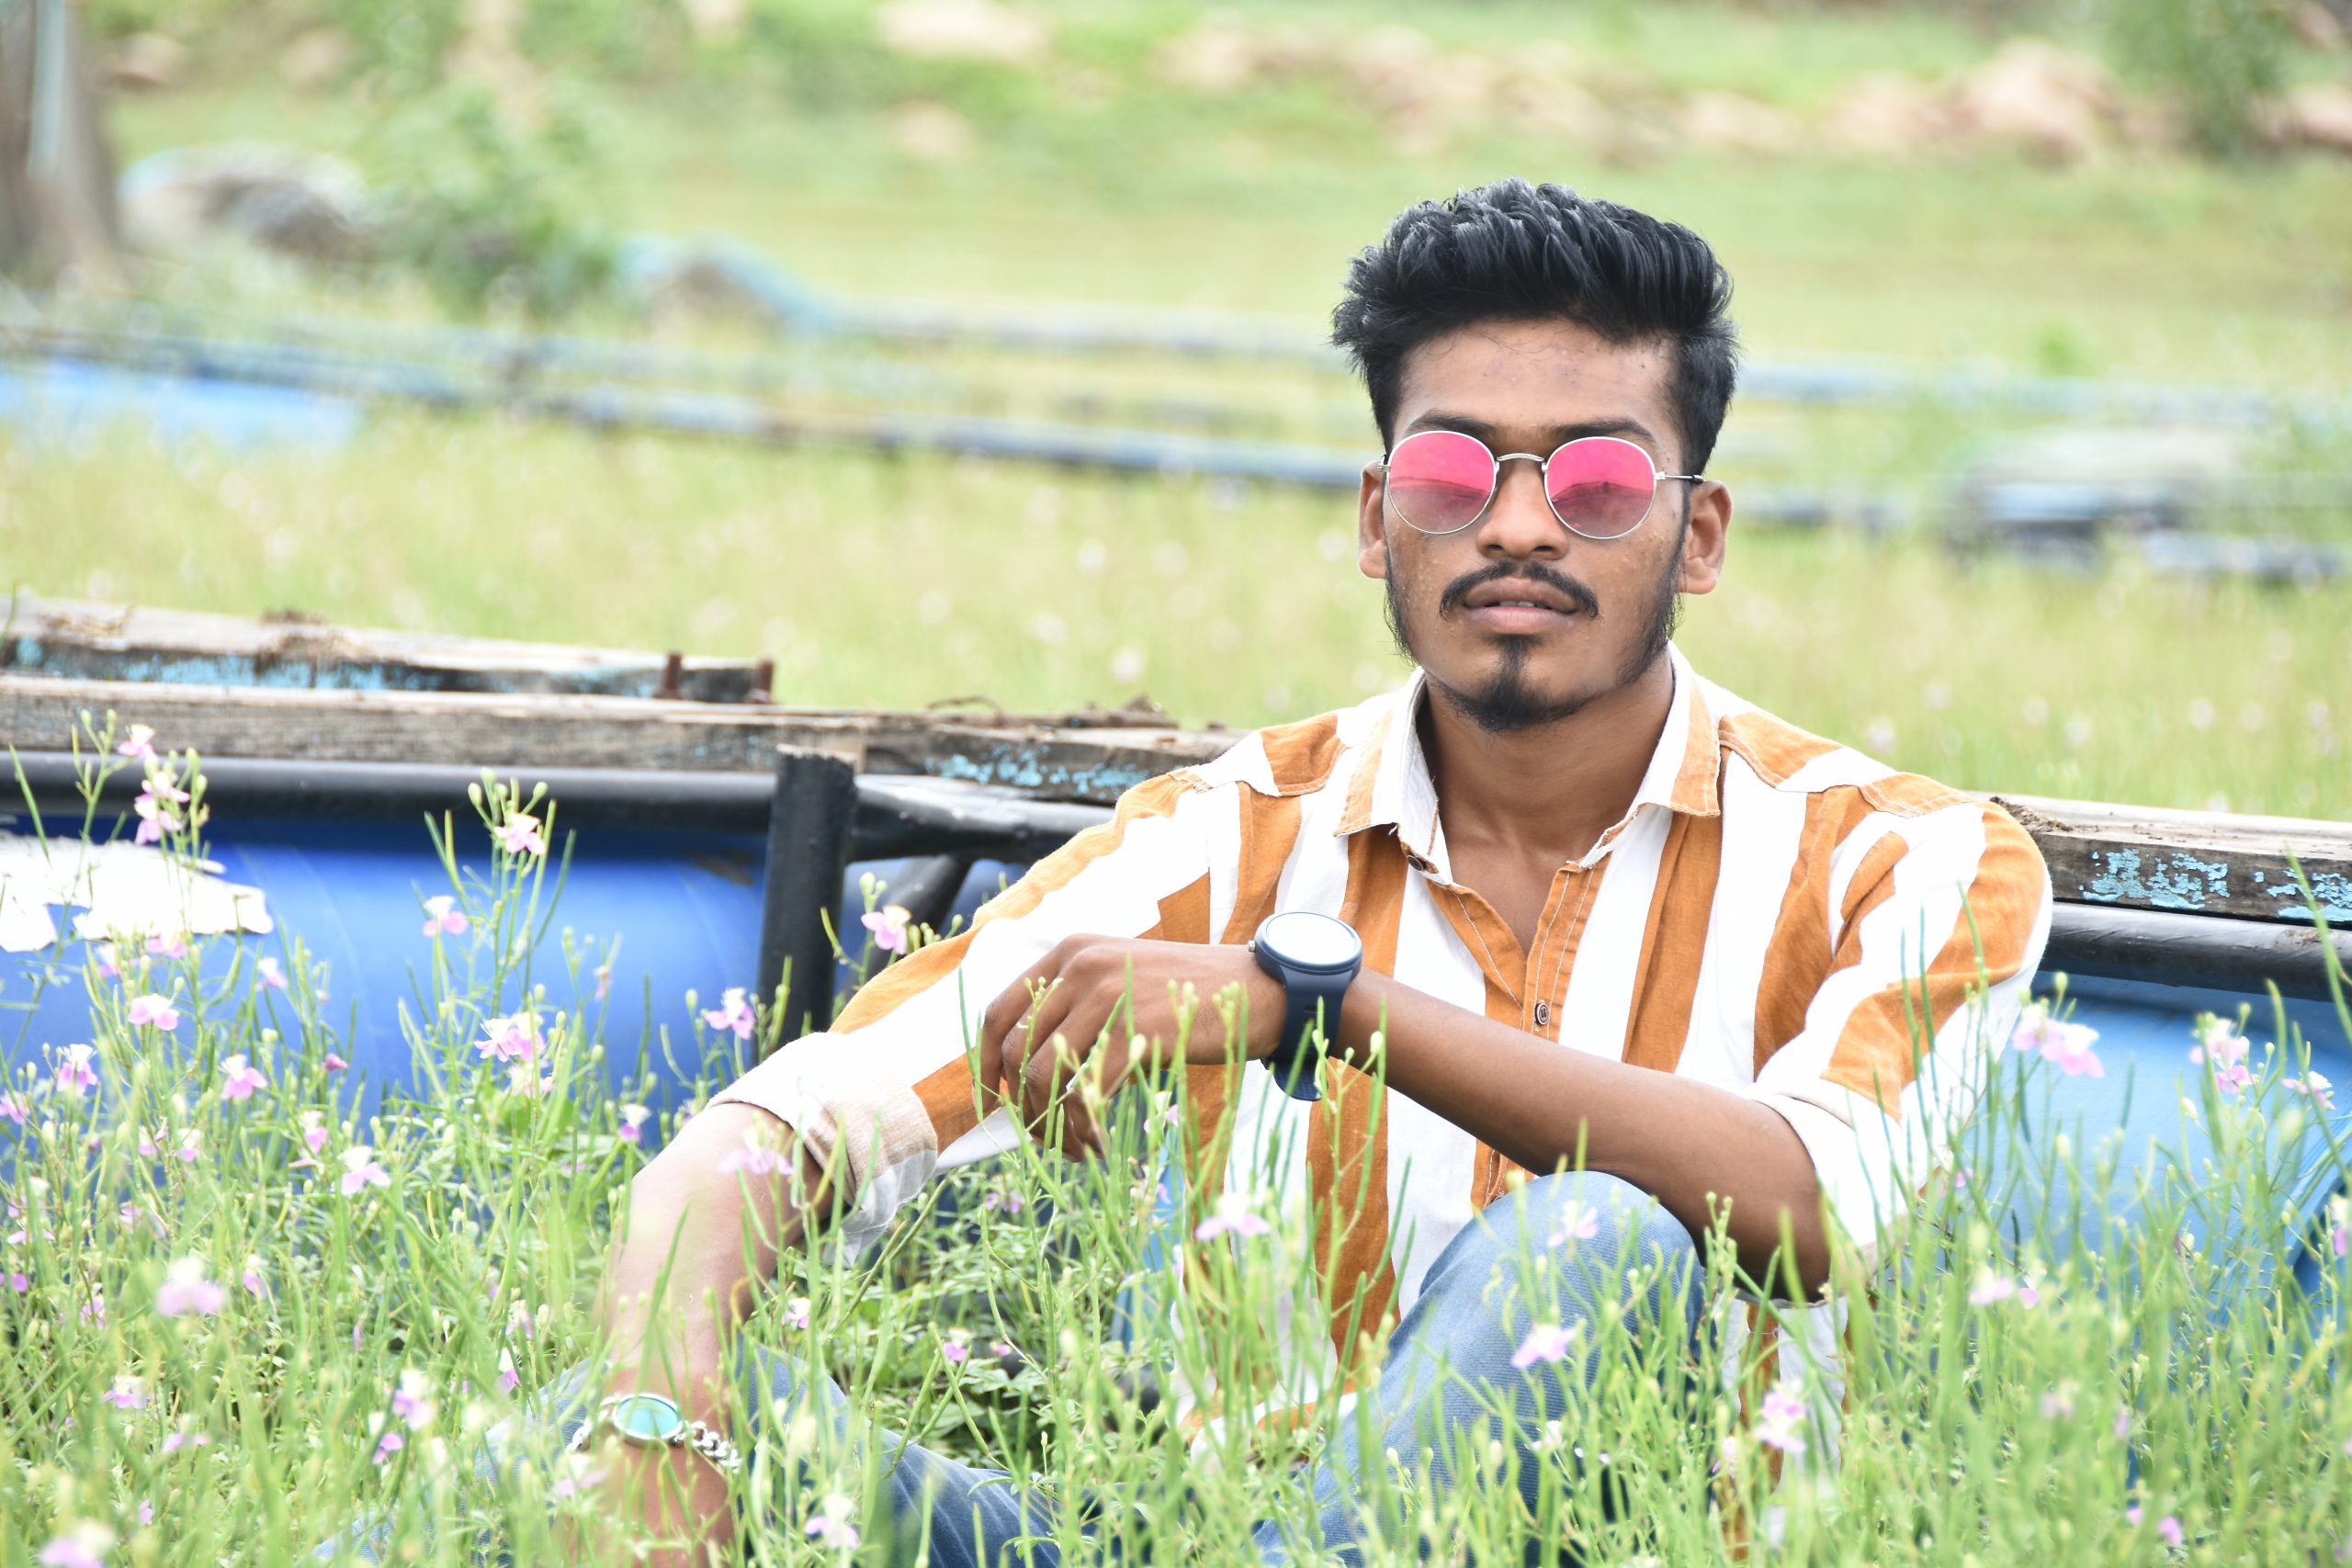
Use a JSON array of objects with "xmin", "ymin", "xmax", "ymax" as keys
[{"xmin": 1384, "ymin": 523, "xmax": 1684, "ymax": 736}]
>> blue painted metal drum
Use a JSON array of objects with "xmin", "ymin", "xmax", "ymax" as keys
[{"xmin": 4, "ymin": 814, "xmax": 2344, "ymax": 1256}]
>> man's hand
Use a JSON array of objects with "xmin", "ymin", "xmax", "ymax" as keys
[{"xmin": 977, "ymin": 936, "xmax": 1282, "ymax": 1157}]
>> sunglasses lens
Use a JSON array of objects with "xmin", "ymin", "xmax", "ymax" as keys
[
  {"xmin": 1544, "ymin": 438, "xmax": 1658, "ymax": 538},
  {"xmin": 1385, "ymin": 431, "xmax": 1495, "ymax": 533}
]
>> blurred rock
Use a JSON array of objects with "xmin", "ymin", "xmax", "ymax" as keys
[
  {"xmin": 679, "ymin": 0, "xmax": 750, "ymax": 44},
  {"xmin": 118, "ymin": 144, "xmax": 371, "ymax": 265},
  {"xmin": 876, "ymin": 0, "xmax": 1051, "ymax": 68},
  {"xmin": 279, "ymin": 28, "xmax": 354, "ymax": 93},
  {"xmin": 892, "ymin": 100, "xmax": 977, "ymax": 163},
  {"xmin": 2265, "ymin": 81, "xmax": 2352, "ymax": 153},
  {"xmin": 1679, "ymin": 90, "xmax": 1804, "ymax": 156},
  {"xmin": 1950, "ymin": 39, "xmax": 2119, "ymax": 164},
  {"xmin": 2294, "ymin": 3, "xmax": 2346, "ymax": 49},
  {"xmin": 1820, "ymin": 71, "xmax": 1957, "ymax": 157},
  {"xmin": 105, "ymin": 32, "xmax": 187, "ymax": 92},
  {"xmin": 1152, "ymin": 16, "xmax": 1320, "ymax": 94},
  {"xmin": 616, "ymin": 233, "xmax": 835, "ymax": 333}
]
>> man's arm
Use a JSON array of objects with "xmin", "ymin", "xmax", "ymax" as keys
[{"xmin": 1331, "ymin": 976, "xmax": 1834, "ymax": 1294}]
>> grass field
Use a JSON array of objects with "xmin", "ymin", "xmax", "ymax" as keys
[{"xmin": 9, "ymin": 8, "xmax": 2352, "ymax": 1559}]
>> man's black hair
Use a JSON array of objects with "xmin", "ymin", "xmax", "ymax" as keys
[{"xmin": 1331, "ymin": 177, "xmax": 1739, "ymax": 472}]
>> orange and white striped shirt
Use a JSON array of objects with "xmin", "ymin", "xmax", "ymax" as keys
[{"xmin": 714, "ymin": 643, "xmax": 2052, "ymax": 1408}]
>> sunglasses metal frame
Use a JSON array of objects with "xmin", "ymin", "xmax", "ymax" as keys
[{"xmin": 1374, "ymin": 431, "xmax": 1705, "ymax": 541}]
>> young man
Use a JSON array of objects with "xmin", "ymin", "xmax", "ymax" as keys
[{"xmin": 581, "ymin": 177, "xmax": 2052, "ymax": 1562}]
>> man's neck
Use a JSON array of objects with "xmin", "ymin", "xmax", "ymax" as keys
[{"xmin": 1419, "ymin": 651, "xmax": 1678, "ymax": 869}]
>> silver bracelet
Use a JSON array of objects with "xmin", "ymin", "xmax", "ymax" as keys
[{"xmin": 565, "ymin": 1391, "xmax": 744, "ymax": 1474}]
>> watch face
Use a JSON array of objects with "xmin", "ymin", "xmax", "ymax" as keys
[
  {"xmin": 609, "ymin": 1393, "xmax": 684, "ymax": 1445},
  {"xmin": 1258, "ymin": 910, "xmax": 1363, "ymax": 972}
]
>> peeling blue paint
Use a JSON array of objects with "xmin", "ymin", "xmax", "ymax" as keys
[
  {"xmin": 2078, "ymin": 848, "xmax": 2234, "ymax": 912},
  {"xmin": 929, "ymin": 749, "xmax": 1156, "ymax": 802},
  {"xmin": 2267, "ymin": 871, "xmax": 2352, "ymax": 924}
]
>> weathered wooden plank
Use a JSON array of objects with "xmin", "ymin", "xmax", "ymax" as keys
[
  {"xmin": 8, "ymin": 671, "xmax": 2345, "ymax": 927},
  {"xmin": 0, "ymin": 675, "xmax": 1227, "ymax": 804},
  {"xmin": 1996, "ymin": 794, "xmax": 2352, "ymax": 928},
  {"xmin": 2, "ymin": 594, "xmax": 766, "ymax": 702}
]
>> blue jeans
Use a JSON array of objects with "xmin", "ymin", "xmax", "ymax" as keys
[{"xmin": 332, "ymin": 1171, "xmax": 1704, "ymax": 1565}]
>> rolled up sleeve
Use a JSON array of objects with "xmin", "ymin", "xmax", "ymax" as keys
[
  {"xmin": 707, "ymin": 770, "xmax": 1227, "ymax": 1258},
  {"xmin": 1738, "ymin": 798, "xmax": 2052, "ymax": 1268}
]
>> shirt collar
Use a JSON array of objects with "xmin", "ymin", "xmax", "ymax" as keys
[{"xmin": 1334, "ymin": 643, "xmax": 1721, "ymax": 871}]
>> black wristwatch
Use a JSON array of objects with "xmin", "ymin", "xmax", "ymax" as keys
[{"xmin": 1249, "ymin": 911, "xmax": 1363, "ymax": 1102}]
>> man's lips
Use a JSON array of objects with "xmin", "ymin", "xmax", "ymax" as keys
[{"xmin": 1456, "ymin": 579, "xmax": 1587, "ymax": 630}]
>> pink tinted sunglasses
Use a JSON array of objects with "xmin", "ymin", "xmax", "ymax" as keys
[{"xmin": 1376, "ymin": 429, "xmax": 1704, "ymax": 540}]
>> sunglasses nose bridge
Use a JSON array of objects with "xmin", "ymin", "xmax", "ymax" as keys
[{"xmin": 1480, "ymin": 450, "xmax": 1570, "ymax": 547}]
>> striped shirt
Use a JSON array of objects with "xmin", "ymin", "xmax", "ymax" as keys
[{"xmin": 713, "ymin": 643, "xmax": 2052, "ymax": 1416}]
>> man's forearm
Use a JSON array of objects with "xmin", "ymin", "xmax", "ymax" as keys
[
  {"xmin": 1333, "ymin": 974, "xmax": 1832, "ymax": 1296},
  {"xmin": 597, "ymin": 1102, "xmax": 831, "ymax": 1401}
]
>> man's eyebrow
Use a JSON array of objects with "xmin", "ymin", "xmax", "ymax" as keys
[{"xmin": 1402, "ymin": 412, "xmax": 1663, "ymax": 450}]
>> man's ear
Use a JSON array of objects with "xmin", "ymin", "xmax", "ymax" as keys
[
  {"xmin": 1358, "ymin": 460, "xmax": 1389, "ymax": 581},
  {"xmin": 1677, "ymin": 480, "xmax": 1731, "ymax": 596}
]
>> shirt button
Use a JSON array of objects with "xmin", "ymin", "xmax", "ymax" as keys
[{"xmin": 1533, "ymin": 999, "xmax": 1551, "ymax": 1030}]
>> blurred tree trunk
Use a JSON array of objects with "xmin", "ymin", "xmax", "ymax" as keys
[{"xmin": 1, "ymin": 0, "xmax": 121, "ymax": 285}]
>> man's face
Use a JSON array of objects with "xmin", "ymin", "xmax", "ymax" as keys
[{"xmin": 1357, "ymin": 318, "xmax": 1730, "ymax": 732}]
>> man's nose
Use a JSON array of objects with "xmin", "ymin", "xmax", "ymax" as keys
[{"xmin": 1474, "ymin": 453, "xmax": 1566, "ymax": 558}]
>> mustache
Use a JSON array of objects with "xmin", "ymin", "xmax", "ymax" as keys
[{"xmin": 1437, "ymin": 561, "xmax": 1601, "ymax": 619}]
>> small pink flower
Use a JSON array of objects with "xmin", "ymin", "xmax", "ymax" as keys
[
  {"xmin": 1510, "ymin": 1323, "xmax": 1576, "ymax": 1369},
  {"xmin": 1755, "ymin": 1382, "xmax": 1807, "ymax": 1455},
  {"xmin": 322, "ymin": 1052, "xmax": 349, "ymax": 1072},
  {"xmin": 861, "ymin": 904, "xmax": 911, "ymax": 956},
  {"xmin": 103, "ymin": 1374, "xmax": 150, "ymax": 1410},
  {"xmin": 219, "ymin": 1055, "xmax": 267, "ymax": 1102},
  {"xmin": 942, "ymin": 1333, "xmax": 971, "ymax": 1365},
  {"xmin": 2158, "ymin": 1516, "xmax": 2183, "ymax": 1547},
  {"xmin": 374, "ymin": 1429, "xmax": 404, "ymax": 1464},
  {"xmin": 702, "ymin": 987, "xmax": 755, "ymax": 1042},
  {"xmin": 2014, "ymin": 1006, "xmax": 2102, "ymax": 1077},
  {"xmin": 493, "ymin": 812, "xmax": 547, "ymax": 858},
  {"xmin": 716, "ymin": 1137, "xmax": 785, "ymax": 1178},
  {"xmin": 242, "ymin": 1256, "xmax": 266, "ymax": 1296},
  {"xmin": 94, "ymin": 943, "xmax": 120, "ymax": 980},
  {"xmin": 2283, "ymin": 1069, "xmax": 2335, "ymax": 1111},
  {"xmin": 38, "ymin": 1520, "xmax": 113, "ymax": 1568},
  {"xmin": 784, "ymin": 1296, "xmax": 811, "ymax": 1331},
  {"xmin": 2040, "ymin": 1389, "xmax": 2075, "ymax": 1420},
  {"xmin": 54, "ymin": 1043, "xmax": 100, "ymax": 1095},
  {"xmin": 475, "ymin": 1012, "xmax": 542, "ymax": 1065},
  {"xmin": 2188, "ymin": 1015, "xmax": 2253, "ymax": 1094},
  {"xmin": 0, "ymin": 1090, "xmax": 28, "ymax": 1125},
  {"xmin": 1967, "ymin": 1269, "xmax": 2018, "ymax": 1306},
  {"xmin": 594, "ymin": 961, "xmax": 614, "ymax": 1000},
  {"xmin": 616, "ymin": 1103, "xmax": 650, "ymax": 1146},
  {"xmin": 81, "ymin": 1292, "xmax": 107, "ymax": 1325},
  {"xmin": 981, "ymin": 1186, "xmax": 1025, "ymax": 1215},
  {"xmin": 507, "ymin": 1301, "xmax": 539, "ymax": 1340},
  {"xmin": 339, "ymin": 1146, "xmax": 390, "ymax": 1196},
  {"xmin": 161, "ymin": 1427, "xmax": 209, "ymax": 1455},
  {"xmin": 498, "ymin": 1348, "xmax": 520, "ymax": 1393},
  {"xmin": 131, "ymin": 776, "xmax": 188, "ymax": 845},
  {"xmin": 255, "ymin": 956, "xmax": 288, "ymax": 992},
  {"xmin": 118, "ymin": 724, "xmax": 159, "ymax": 762},
  {"xmin": 142, "ymin": 931, "xmax": 188, "ymax": 960},
  {"xmin": 126, "ymin": 994, "xmax": 180, "ymax": 1031},
  {"xmin": 2114, "ymin": 1405, "xmax": 2132, "ymax": 1440},
  {"xmin": 390, "ymin": 1368, "xmax": 435, "ymax": 1429},
  {"xmin": 1193, "ymin": 1190, "xmax": 1272, "ymax": 1242},
  {"xmin": 2126, "ymin": 1504, "xmax": 2143, "ymax": 1527},
  {"xmin": 806, "ymin": 1494, "xmax": 861, "ymax": 1551},
  {"xmin": 156, "ymin": 1257, "xmax": 225, "ymax": 1318},
  {"xmin": 1547, "ymin": 1201, "xmax": 1600, "ymax": 1248},
  {"xmin": 173, "ymin": 1128, "xmax": 202, "ymax": 1163},
  {"xmin": 300, "ymin": 1111, "xmax": 330, "ymax": 1156},
  {"xmin": 137, "ymin": 1504, "xmax": 151, "ymax": 1527},
  {"xmin": 421, "ymin": 897, "xmax": 469, "ymax": 940}
]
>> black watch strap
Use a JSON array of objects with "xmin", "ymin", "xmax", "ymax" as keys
[{"xmin": 1250, "ymin": 914, "xmax": 1361, "ymax": 1103}]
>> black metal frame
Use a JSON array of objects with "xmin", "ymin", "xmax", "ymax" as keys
[{"xmin": 9, "ymin": 750, "xmax": 2347, "ymax": 1037}]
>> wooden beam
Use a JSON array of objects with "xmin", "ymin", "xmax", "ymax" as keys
[
  {"xmin": 8, "ymin": 672, "xmax": 2345, "ymax": 929},
  {"xmin": 3, "ymin": 594, "xmax": 767, "ymax": 702},
  {"xmin": 0, "ymin": 675, "xmax": 1227, "ymax": 803},
  {"xmin": 1995, "ymin": 794, "xmax": 2352, "ymax": 929}
]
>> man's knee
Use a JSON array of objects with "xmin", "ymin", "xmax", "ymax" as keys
[{"xmin": 1494, "ymin": 1170, "xmax": 1694, "ymax": 1270}]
